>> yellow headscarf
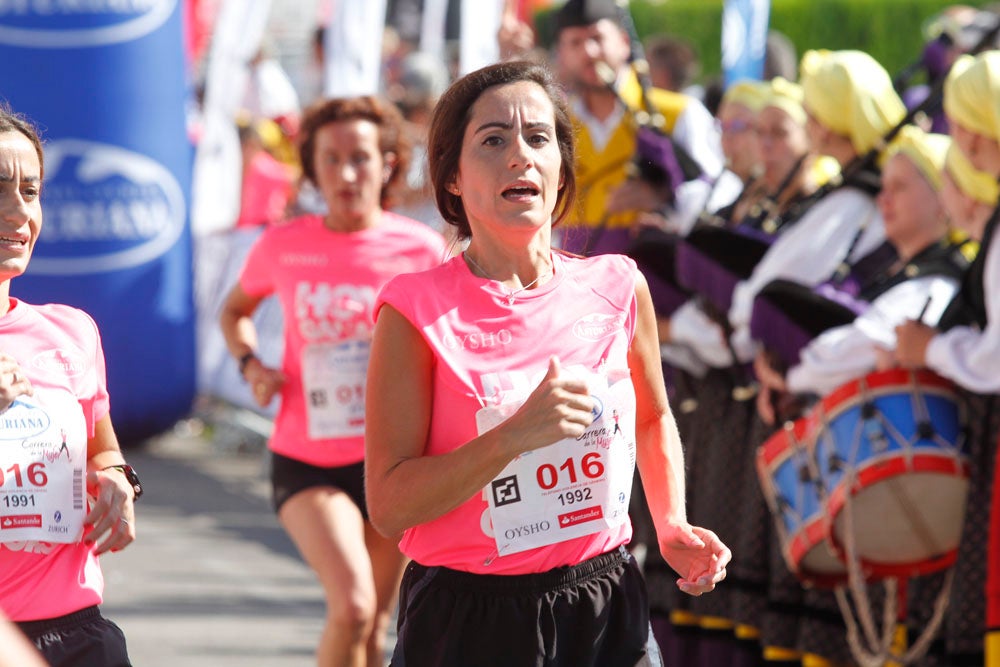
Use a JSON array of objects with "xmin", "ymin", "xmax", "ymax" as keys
[
  {"xmin": 800, "ymin": 49, "xmax": 906, "ymax": 155},
  {"xmin": 760, "ymin": 77, "xmax": 806, "ymax": 126},
  {"xmin": 946, "ymin": 142, "xmax": 1000, "ymax": 205},
  {"xmin": 721, "ymin": 79, "xmax": 770, "ymax": 113},
  {"xmin": 943, "ymin": 52, "xmax": 1000, "ymax": 140},
  {"xmin": 885, "ymin": 125, "xmax": 951, "ymax": 191}
]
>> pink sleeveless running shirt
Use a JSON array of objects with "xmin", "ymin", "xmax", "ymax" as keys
[
  {"xmin": 0, "ymin": 299, "xmax": 110, "ymax": 621},
  {"xmin": 375, "ymin": 252, "xmax": 640, "ymax": 574},
  {"xmin": 240, "ymin": 213, "xmax": 446, "ymax": 467}
]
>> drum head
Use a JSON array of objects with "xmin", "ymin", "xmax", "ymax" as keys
[{"xmin": 817, "ymin": 368, "xmax": 970, "ymax": 578}]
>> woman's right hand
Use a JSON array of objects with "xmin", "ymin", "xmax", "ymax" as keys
[
  {"xmin": 243, "ymin": 358, "xmax": 285, "ymax": 408},
  {"xmin": 500, "ymin": 357, "xmax": 595, "ymax": 454},
  {"xmin": 0, "ymin": 353, "xmax": 32, "ymax": 411}
]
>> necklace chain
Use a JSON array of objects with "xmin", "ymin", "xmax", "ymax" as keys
[{"xmin": 463, "ymin": 252, "xmax": 551, "ymax": 305}]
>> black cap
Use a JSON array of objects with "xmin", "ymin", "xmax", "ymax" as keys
[{"xmin": 554, "ymin": 0, "xmax": 621, "ymax": 34}]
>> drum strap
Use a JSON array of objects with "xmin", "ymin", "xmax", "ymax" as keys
[{"xmin": 835, "ymin": 484, "xmax": 954, "ymax": 666}]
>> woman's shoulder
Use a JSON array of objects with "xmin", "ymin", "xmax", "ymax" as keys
[{"xmin": 15, "ymin": 300, "xmax": 101, "ymax": 340}]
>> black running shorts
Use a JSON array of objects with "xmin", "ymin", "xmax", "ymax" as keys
[{"xmin": 390, "ymin": 545, "xmax": 664, "ymax": 666}]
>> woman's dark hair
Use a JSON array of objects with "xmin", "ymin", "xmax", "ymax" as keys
[
  {"xmin": 427, "ymin": 60, "xmax": 577, "ymax": 240},
  {"xmin": 298, "ymin": 95, "xmax": 411, "ymax": 207},
  {"xmin": 0, "ymin": 104, "xmax": 44, "ymax": 180}
]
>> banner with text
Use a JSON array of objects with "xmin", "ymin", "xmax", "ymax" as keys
[{"xmin": 0, "ymin": 1, "xmax": 196, "ymax": 442}]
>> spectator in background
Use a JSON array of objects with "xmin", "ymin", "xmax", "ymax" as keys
[
  {"xmin": 552, "ymin": 0, "xmax": 729, "ymax": 251},
  {"xmin": 763, "ymin": 30, "xmax": 798, "ymax": 82},
  {"xmin": 242, "ymin": 42, "xmax": 301, "ymax": 128},
  {"xmin": 234, "ymin": 116, "xmax": 297, "ymax": 229},
  {"xmin": 644, "ymin": 34, "xmax": 701, "ymax": 98}
]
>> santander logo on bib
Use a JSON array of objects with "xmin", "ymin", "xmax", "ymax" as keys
[{"xmin": 573, "ymin": 313, "xmax": 626, "ymax": 342}]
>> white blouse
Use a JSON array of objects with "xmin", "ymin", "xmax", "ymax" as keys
[
  {"xmin": 926, "ymin": 230, "xmax": 1000, "ymax": 394},
  {"xmin": 787, "ymin": 275, "xmax": 959, "ymax": 396}
]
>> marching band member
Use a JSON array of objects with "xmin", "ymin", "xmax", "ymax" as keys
[{"xmin": 895, "ymin": 51, "xmax": 1000, "ymax": 667}]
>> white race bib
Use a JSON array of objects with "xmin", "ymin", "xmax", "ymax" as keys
[
  {"xmin": 0, "ymin": 392, "xmax": 87, "ymax": 544},
  {"xmin": 477, "ymin": 371, "xmax": 636, "ymax": 556},
  {"xmin": 301, "ymin": 339, "xmax": 370, "ymax": 440}
]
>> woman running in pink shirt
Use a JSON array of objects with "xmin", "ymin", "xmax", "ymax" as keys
[
  {"xmin": 219, "ymin": 95, "xmax": 446, "ymax": 667},
  {"xmin": 366, "ymin": 60, "xmax": 730, "ymax": 667},
  {"xmin": 0, "ymin": 106, "xmax": 139, "ymax": 666}
]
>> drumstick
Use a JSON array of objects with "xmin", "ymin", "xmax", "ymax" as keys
[{"xmin": 915, "ymin": 295, "xmax": 933, "ymax": 325}]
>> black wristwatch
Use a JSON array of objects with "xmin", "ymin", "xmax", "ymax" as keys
[{"xmin": 104, "ymin": 464, "xmax": 143, "ymax": 501}]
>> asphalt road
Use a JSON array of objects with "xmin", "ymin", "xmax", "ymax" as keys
[{"xmin": 97, "ymin": 407, "xmax": 395, "ymax": 666}]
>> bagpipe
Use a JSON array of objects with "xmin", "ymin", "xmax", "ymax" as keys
[
  {"xmin": 585, "ymin": 1, "xmax": 708, "ymax": 315},
  {"xmin": 609, "ymin": 0, "xmax": 704, "ymax": 197}
]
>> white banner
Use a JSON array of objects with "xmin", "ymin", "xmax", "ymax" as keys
[
  {"xmin": 324, "ymin": 0, "xmax": 388, "ymax": 97},
  {"xmin": 191, "ymin": 0, "xmax": 273, "ymax": 236},
  {"xmin": 460, "ymin": 0, "xmax": 503, "ymax": 75}
]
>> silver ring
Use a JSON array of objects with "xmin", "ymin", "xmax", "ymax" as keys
[{"xmin": 119, "ymin": 517, "xmax": 130, "ymax": 526}]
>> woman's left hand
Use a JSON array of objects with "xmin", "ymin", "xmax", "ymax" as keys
[
  {"xmin": 657, "ymin": 521, "xmax": 731, "ymax": 596},
  {"xmin": 84, "ymin": 468, "xmax": 136, "ymax": 555}
]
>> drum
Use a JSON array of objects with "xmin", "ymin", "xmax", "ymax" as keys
[
  {"xmin": 812, "ymin": 368, "xmax": 969, "ymax": 578},
  {"xmin": 756, "ymin": 414, "xmax": 847, "ymax": 588}
]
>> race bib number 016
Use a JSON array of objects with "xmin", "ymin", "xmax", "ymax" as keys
[{"xmin": 477, "ymin": 372, "xmax": 636, "ymax": 556}]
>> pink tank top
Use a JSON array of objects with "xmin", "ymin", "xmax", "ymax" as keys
[
  {"xmin": 240, "ymin": 212, "xmax": 446, "ymax": 467},
  {"xmin": 375, "ymin": 252, "xmax": 639, "ymax": 574},
  {"xmin": 0, "ymin": 299, "xmax": 111, "ymax": 621}
]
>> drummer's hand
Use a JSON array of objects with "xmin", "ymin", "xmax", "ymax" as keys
[
  {"xmin": 873, "ymin": 345, "xmax": 897, "ymax": 371},
  {"xmin": 756, "ymin": 384, "xmax": 776, "ymax": 426},
  {"xmin": 893, "ymin": 320, "xmax": 936, "ymax": 368},
  {"xmin": 606, "ymin": 179, "xmax": 668, "ymax": 216},
  {"xmin": 753, "ymin": 350, "xmax": 786, "ymax": 392},
  {"xmin": 0, "ymin": 353, "xmax": 33, "ymax": 411},
  {"xmin": 243, "ymin": 357, "xmax": 286, "ymax": 408},
  {"xmin": 657, "ymin": 521, "xmax": 731, "ymax": 596},
  {"xmin": 84, "ymin": 468, "xmax": 136, "ymax": 555}
]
